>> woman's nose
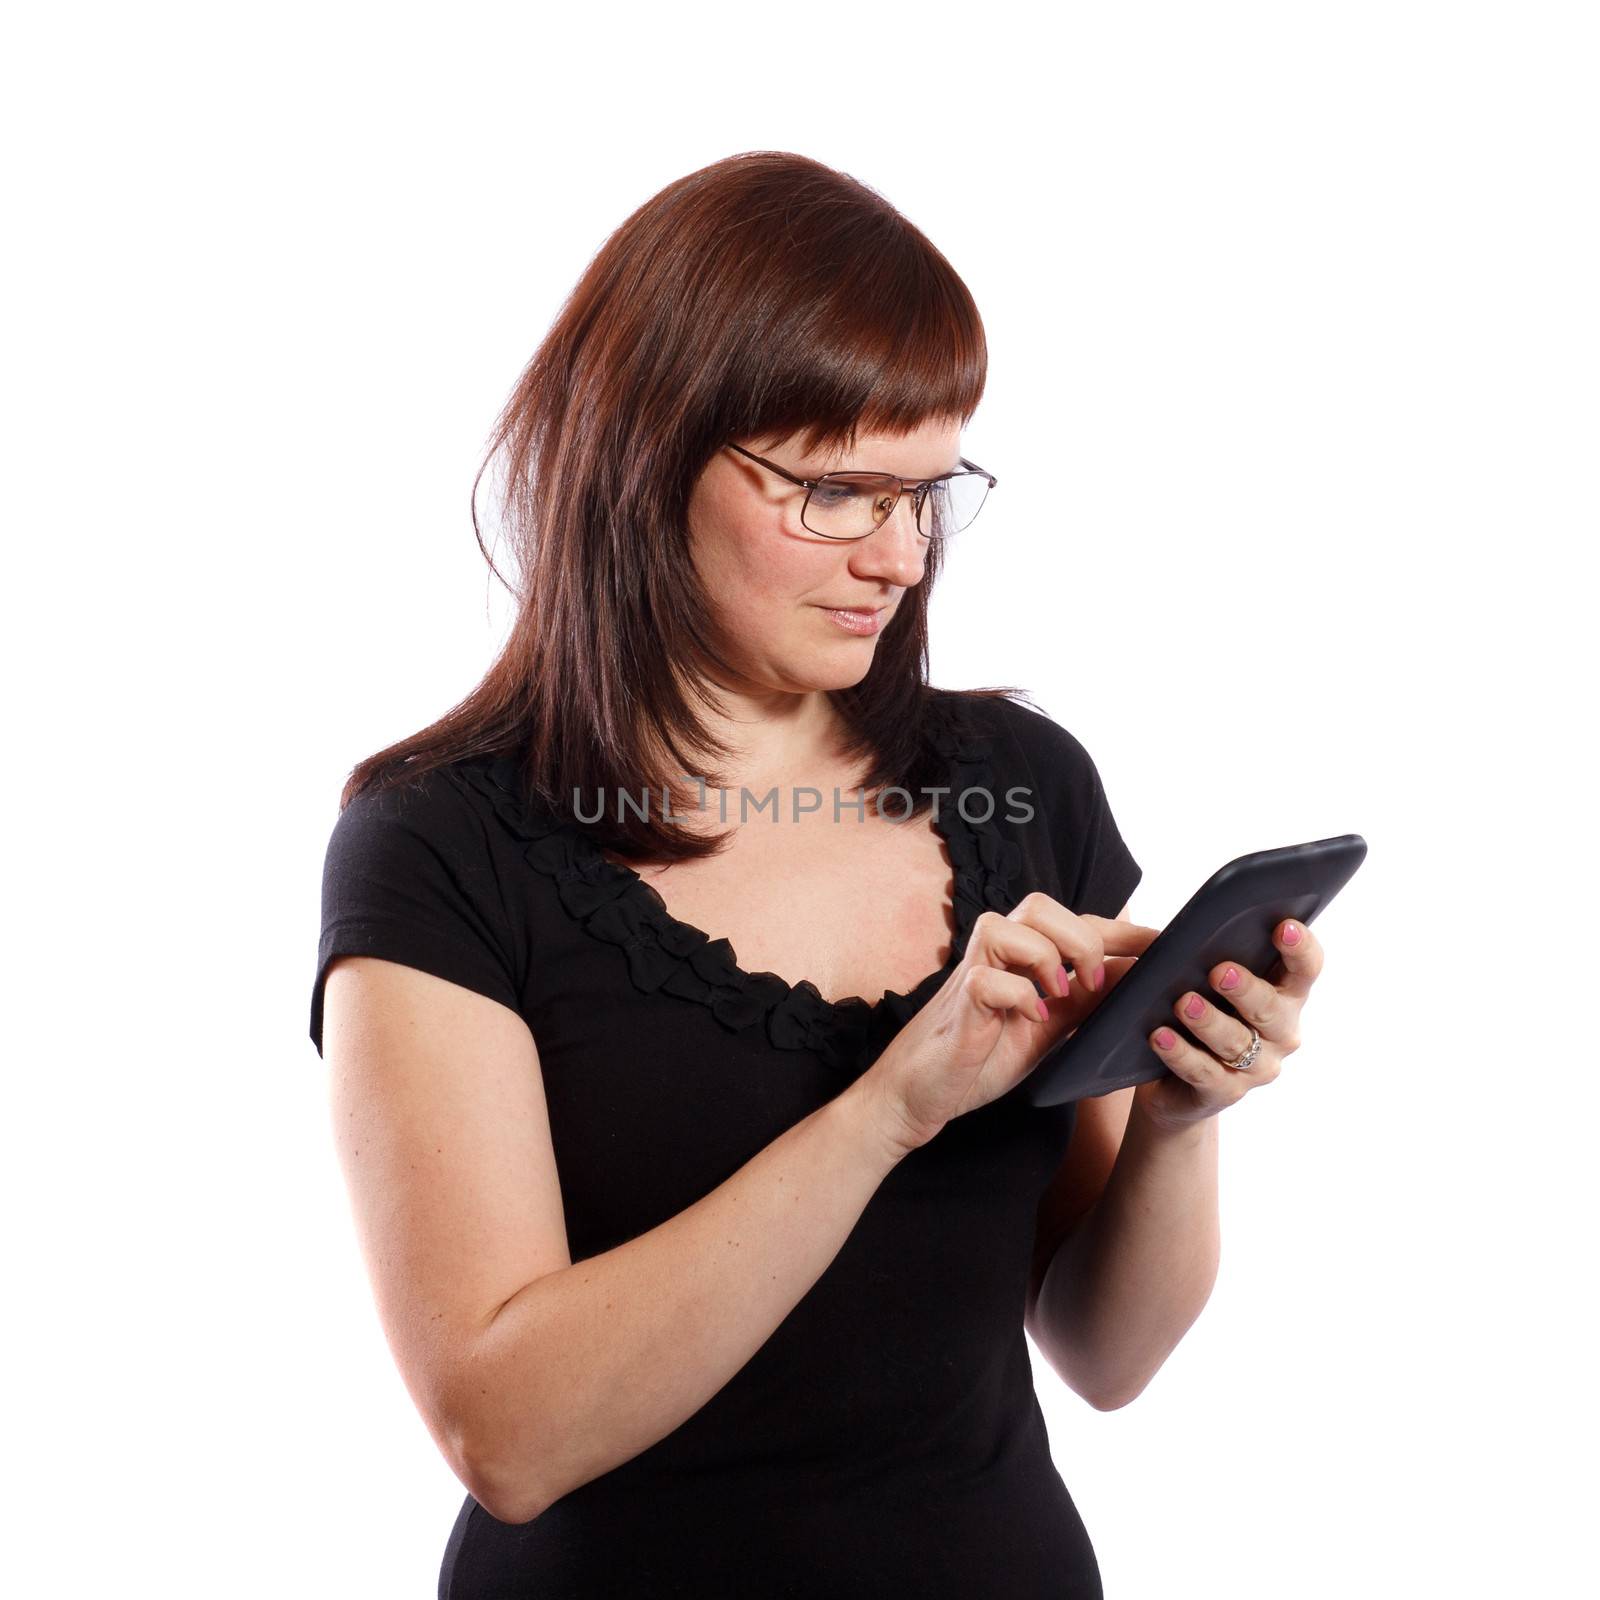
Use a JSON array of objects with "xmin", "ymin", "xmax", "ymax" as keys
[{"xmin": 849, "ymin": 495, "xmax": 928, "ymax": 584}]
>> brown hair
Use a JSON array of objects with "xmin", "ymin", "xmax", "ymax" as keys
[{"xmin": 337, "ymin": 149, "xmax": 1025, "ymax": 861}]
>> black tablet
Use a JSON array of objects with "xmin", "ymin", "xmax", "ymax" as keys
[{"xmin": 1021, "ymin": 833, "xmax": 1368, "ymax": 1108}]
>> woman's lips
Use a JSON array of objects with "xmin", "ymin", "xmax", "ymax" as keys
[{"xmin": 818, "ymin": 605, "xmax": 885, "ymax": 636}]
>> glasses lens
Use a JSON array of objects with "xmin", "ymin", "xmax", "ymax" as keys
[
  {"xmin": 919, "ymin": 472, "xmax": 991, "ymax": 540},
  {"xmin": 803, "ymin": 474, "xmax": 901, "ymax": 539}
]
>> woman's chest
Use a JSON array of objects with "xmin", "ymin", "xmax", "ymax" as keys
[{"xmin": 605, "ymin": 806, "xmax": 957, "ymax": 1008}]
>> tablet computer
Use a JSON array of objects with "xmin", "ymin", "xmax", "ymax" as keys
[{"xmin": 1021, "ymin": 833, "xmax": 1368, "ymax": 1108}]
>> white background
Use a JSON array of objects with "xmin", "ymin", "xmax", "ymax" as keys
[{"xmin": 6, "ymin": 3, "xmax": 1595, "ymax": 1595}]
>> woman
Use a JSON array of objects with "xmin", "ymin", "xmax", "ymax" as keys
[{"xmin": 309, "ymin": 150, "xmax": 1324, "ymax": 1598}]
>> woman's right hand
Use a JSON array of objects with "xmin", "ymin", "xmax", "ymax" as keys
[{"xmin": 859, "ymin": 894, "xmax": 1161, "ymax": 1158}]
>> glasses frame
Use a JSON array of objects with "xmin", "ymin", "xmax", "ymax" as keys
[{"xmin": 725, "ymin": 443, "xmax": 997, "ymax": 541}]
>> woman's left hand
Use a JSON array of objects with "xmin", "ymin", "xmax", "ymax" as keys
[{"xmin": 1133, "ymin": 918, "xmax": 1324, "ymax": 1132}]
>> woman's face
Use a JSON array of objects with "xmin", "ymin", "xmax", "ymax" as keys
[{"xmin": 687, "ymin": 417, "xmax": 962, "ymax": 695}]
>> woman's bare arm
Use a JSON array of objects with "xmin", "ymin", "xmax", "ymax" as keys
[
  {"xmin": 468, "ymin": 1077, "xmax": 899, "ymax": 1522},
  {"xmin": 322, "ymin": 954, "xmax": 907, "ymax": 1528},
  {"xmin": 1031, "ymin": 1106, "xmax": 1220, "ymax": 1410}
]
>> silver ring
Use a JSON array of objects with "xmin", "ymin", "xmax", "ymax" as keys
[{"xmin": 1222, "ymin": 1025, "xmax": 1262, "ymax": 1072}]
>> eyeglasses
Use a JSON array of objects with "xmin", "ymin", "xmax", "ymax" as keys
[{"xmin": 726, "ymin": 443, "xmax": 997, "ymax": 542}]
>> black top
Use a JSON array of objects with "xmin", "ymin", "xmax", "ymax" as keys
[{"xmin": 309, "ymin": 690, "xmax": 1142, "ymax": 1600}]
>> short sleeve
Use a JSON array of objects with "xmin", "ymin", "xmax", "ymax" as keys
[
  {"xmin": 308, "ymin": 768, "xmax": 523, "ymax": 1058},
  {"xmin": 986, "ymin": 697, "xmax": 1144, "ymax": 921},
  {"xmin": 1064, "ymin": 737, "xmax": 1143, "ymax": 920}
]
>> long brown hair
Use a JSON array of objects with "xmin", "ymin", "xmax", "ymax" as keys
[{"xmin": 337, "ymin": 149, "xmax": 1025, "ymax": 860}]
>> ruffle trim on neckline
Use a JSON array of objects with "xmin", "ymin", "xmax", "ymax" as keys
[{"xmin": 453, "ymin": 694, "xmax": 1023, "ymax": 1077}]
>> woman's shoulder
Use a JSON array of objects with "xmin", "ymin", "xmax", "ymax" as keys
[
  {"xmin": 944, "ymin": 690, "xmax": 1142, "ymax": 919},
  {"xmin": 322, "ymin": 754, "xmax": 543, "ymax": 882},
  {"xmin": 311, "ymin": 756, "xmax": 527, "ymax": 1057},
  {"xmin": 940, "ymin": 686, "xmax": 1139, "ymax": 852},
  {"xmin": 936, "ymin": 688, "xmax": 1102, "ymax": 790},
  {"xmin": 333, "ymin": 756, "xmax": 492, "ymax": 833}
]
